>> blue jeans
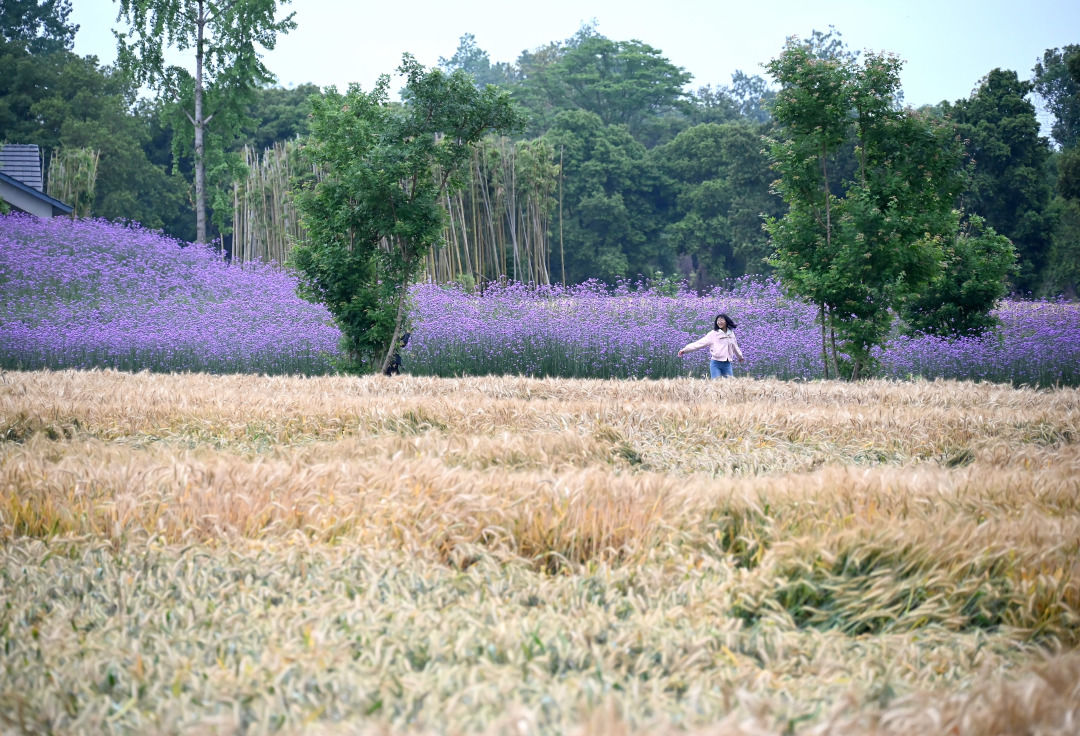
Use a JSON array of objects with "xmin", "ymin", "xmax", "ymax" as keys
[{"xmin": 709, "ymin": 359, "xmax": 734, "ymax": 379}]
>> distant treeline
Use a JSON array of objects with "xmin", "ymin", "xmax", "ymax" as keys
[{"xmin": 3, "ymin": 5, "xmax": 1078, "ymax": 295}]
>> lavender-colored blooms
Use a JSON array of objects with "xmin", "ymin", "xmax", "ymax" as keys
[
  {"xmin": 2, "ymin": 214, "xmax": 1077, "ymax": 385},
  {"xmin": 404, "ymin": 278, "xmax": 1079, "ymax": 386},
  {"xmin": 1, "ymin": 215, "xmax": 340, "ymax": 375},
  {"xmin": 405, "ymin": 277, "xmax": 821, "ymax": 380}
]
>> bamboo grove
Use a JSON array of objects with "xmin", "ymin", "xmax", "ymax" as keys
[
  {"xmin": 45, "ymin": 147, "xmax": 99, "ymax": 218},
  {"xmin": 231, "ymin": 136, "xmax": 562, "ymax": 286}
]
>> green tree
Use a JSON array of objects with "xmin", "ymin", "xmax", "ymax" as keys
[
  {"xmin": 1044, "ymin": 195, "xmax": 1080, "ymax": 298},
  {"xmin": 438, "ymin": 33, "xmax": 515, "ymax": 88},
  {"xmin": 727, "ymin": 70, "xmax": 777, "ymax": 124},
  {"xmin": 765, "ymin": 41, "xmax": 967, "ymax": 379},
  {"xmin": 1036, "ymin": 46, "xmax": 1080, "ymax": 298},
  {"xmin": 519, "ymin": 34, "xmax": 691, "ymax": 142},
  {"xmin": 0, "ymin": 0, "xmax": 76, "ymax": 54},
  {"xmin": 291, "ymin": 55, "xmax": 522, "ymax": 374},
  {"xmin": 900, "ymin": 216, "xmax": 1016, "ymax": 335},
  {"xmin": 1033, "ymin": 45, "xmax": 1080, "ymax": 150},
  {"xmin": 0, "ymin": 42, "xmax": 192, "ymax": 237},
  {"xmin": 509, "ymin": 23, "xmax": 597, "ymax": 137},
  {"xmin": 542, "ymin": 110, "xmax": 667, "ymax": 284},
  {"xmin": 245, "ymin": 83, "xmax": 319, "ymax": 152},
  {"xmin": 653, "ymin": 122, "xmax": 781, "ymax": 286},
  {"xmin": 685, "ymin": 85, "xmax": 739, "ymax": 126},
  {"xmin": 115, "ymin": 0, "xmax": 296, "ymax": 243},
  {"xmin": 945, "ymin": 69, "xmax": 1052, "ymax": 292}
]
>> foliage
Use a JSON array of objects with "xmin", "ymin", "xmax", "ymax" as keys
[
  {"xmin": 945, "ymin": 69, "xmax": 1052, "ymax": 293},
  {"xmin": 685, "ymin": 85, "xmax": 740, "ymax": 126},
  {"xmin": 0, "ymin": 42, "xmax": 193, "ymax": 238},
  {"xmin": 45, "ymin": 146, "xmax": 99, "ymax": 217},
  {"xmin": 512, "ymin": 30, "xmax": 691, "ymax": 143},
  {"xmin": 542, "ymin": 110, "xmax": 667, "ymax": 284},
  {"xmin": 115, "ymin": 0, "xmax": 297, "ymax": 242},
  {"xmin": 726, "ymin": 70, "xmax": 778, "ymax": 124},
  {"xmin": 1033, "ymin": 44, "xmax": 1080, "ymax": 150},
  {"xmin": 900, "ymin": 215, "xmax": 1017, "ymax": 336},
  {"xmin": 0, "ymin": 0, "xmax": 76, "ymax": 54},
  {"xmin": 652, "ymin": 122, "xmax": 782, "ymax": 286},
  {"xmin": 291, "ymin": 56, "xmax": 522, "ymax": 374},
  {"xmin": 246, "ymin": 83, "xmax": 320, "ymax": 152},
  {"xmin": 765, "ymin": 40, "xmax": 969, "ymax": 379},
  {"xmin": 1044, "ymin": 195, "xmax": 1080, "ymax": 298},
  {"xmin": 438, "ymin": 32, "xmax": 516, "ymax": 88},
  {"xmin": 1060, "ymin": 146, "xmax": 1080, "ymax": 200}
]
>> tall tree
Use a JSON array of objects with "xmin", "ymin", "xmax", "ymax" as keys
[
  {"xmin": 945, "ymin": 69, "xmax": 1052, "ymax": 292},
  {"xmin": 1033, "ymin": 45, "xmax": 1080, "ymax": 150},
  {"xmin": 1041, "ymin": 49, "xmax": 1080, "ymax": 298},
  {"xmin": 115, "ymin": 0, "xmax": 296, "ymax": 243},
  {"xmin": 519, "ymin": 34, "xmax": 691, "ymax": 142},
  {"xmin": 653, "ymin": 122, "xmax": 781, "ymax": 286},
  {"xmin": 245, "ymin": 83, "xmax": 319, "ymax": 152},
  {"xmin": 438, "ymin": 33, "xmax": 515, "ymax": 88},
  {"xmin": 0, "ymin": 0, "xmax": 76, "ymax": 54},
  {"xmin": 1045, "ymin": 195, "xmax": 1080, "ymax": 298},
  {"xmin": 292, "ymin": 56, "xmax": 522, "ymax": 375},
  {"xmin": 726, "ymin": 70, "xmax": 777, "ymax": 124},
  {"xmin": 900, "ymin": 215, "xmax": 1016, "ymax": 336},
  {"xmin": 685, "ymin": 85, "xmax": 740, "ymax": 126},
  {"xmin": 0, "ymin": 42, "xmax": 192, "ymax": 237},
  {"xmin": 766, "ymin": 41, "xmax": 968, "ymax": 379},
  {"xmin": 509, "ymin": 23, "xmax": 597, "ymax": 137},
  {"xmin": 542, "ymin": 110, "xmax": 667, "ymax": 284}
]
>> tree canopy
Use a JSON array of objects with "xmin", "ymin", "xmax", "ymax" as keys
[
  {"xmin": 0, "ymin": 0, "xmax": 76, "ymax": 54},
  {"xmin": 765, "ymin": 40, "xmax": 984, "ymax": 378},
  {"xmin": 292, "ymin": 56, "xmax": 523, "ymax": 374},
  {"xmin": 4, "ymin": 7, "xmax": 1072, "ymax": 303},
  {"xmin": 115, "ymin": 0, "xmax": 296, "ymax": 242},
  {"xmin": 945, "ymin": 69, "xmax": 1052, "ymax": 292},
  {"xmin": 1034, "ymin": 45, "xmax": 1080, "ymax": 150}
]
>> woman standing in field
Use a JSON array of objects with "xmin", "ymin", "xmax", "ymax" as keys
[{"xmin": 678, "ymin": 313, "xmax": 744, "ymax": 379}]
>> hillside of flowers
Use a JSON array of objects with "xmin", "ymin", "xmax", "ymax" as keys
[
  {"xmin": 0, "ymin": 215, "xmax": 340, "ymax": 375},
  {"xmin": 2, "ymin": 214, "xmax": 1078, "ymax": 385}
]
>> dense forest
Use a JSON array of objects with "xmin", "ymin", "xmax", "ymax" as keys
[{"xmin": 2, "ymin": 1, "xmax": 1078, "ymax": 296}]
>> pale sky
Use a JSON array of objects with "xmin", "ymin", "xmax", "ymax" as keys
[{"xmin": 70, "ymin": 0, "xmax": 1078, "ymax": 116}]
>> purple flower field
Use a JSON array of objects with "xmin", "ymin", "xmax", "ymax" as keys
[
  {"xmin": 406, "ymin": 279, "xmax": 1080, "ymax": 386},
  {"xmin": 0, "ymin": 215, "xmax": 340, "ymax": 375},
  {"xmin": 2, "ymin": 214, "xmax": 1078, "ymax": 385}
]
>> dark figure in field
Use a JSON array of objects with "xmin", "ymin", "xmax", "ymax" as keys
[{"xmin": 384, "ymin": 331, "xmax": 411, "ymax": 376}]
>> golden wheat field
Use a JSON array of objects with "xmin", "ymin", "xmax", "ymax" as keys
[{"xmin": 1, "ymin": 368, "xmax": 1078, "ymax": 735}]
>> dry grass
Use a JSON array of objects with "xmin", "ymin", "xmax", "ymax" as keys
[{"xmin": 1, "ymin": 369, "xmax": 1078, "ymax": 734}]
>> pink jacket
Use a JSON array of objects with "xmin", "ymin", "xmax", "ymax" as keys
[{"xmin": 680, "ymin": 329, "xmax": 743, "ymax": 362}]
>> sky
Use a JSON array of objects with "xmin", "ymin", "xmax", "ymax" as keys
[{"xmin": 70, "ymin": 0, "xmax": 1078, "ymax": 116}]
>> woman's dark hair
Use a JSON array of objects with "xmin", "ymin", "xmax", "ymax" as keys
[{"xmin": 713, "ymin": 313, "xmax": 737, "ymax": 330}]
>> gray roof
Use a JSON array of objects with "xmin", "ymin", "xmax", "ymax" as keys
[
  {"xmin": 0, "ymin": 171, "xmax": 73, "ymax": 216},
  {"xmin": 0, "ymin": 144, "xmax": 43, "ymax": 191}
]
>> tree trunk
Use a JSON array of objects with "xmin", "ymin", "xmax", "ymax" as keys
[
  {"xmin": 559, "ymin": 146, "xmax": 565, "ymax": 285},
  {"xmin": 828, "ymin": 311, "xmax": 841, "ymax": 379},
  {"xmin": 819, "ymin": 302, "xmax": 829, "ymax": 380},
  {"xmin": 821, "ymin": 141, "xmax": 831, "ymax": 253},
  {"xmin": 379, "ymin": 279, "xmax": 409, "ymax": 375},
  {"xmin": 193, "ymin": 0, "xmax": 208, "ymax": 243}
]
